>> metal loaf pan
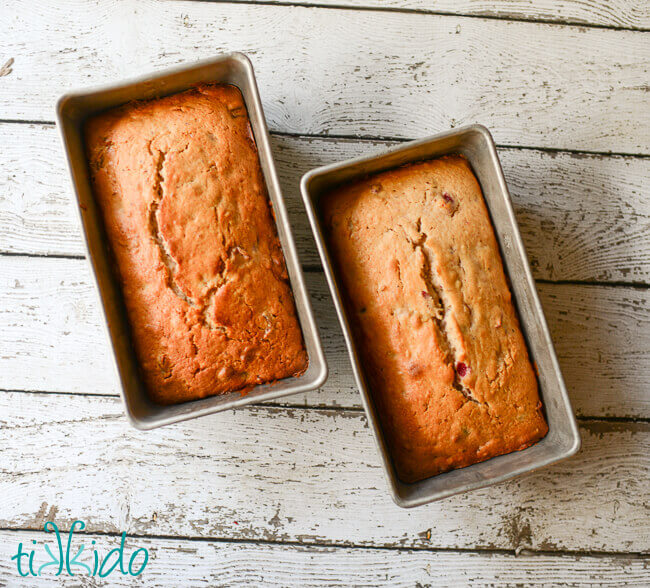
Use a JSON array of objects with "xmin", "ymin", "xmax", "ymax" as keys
[
  {"xmin": 57, "ymin": 53, "xmax": 327, "ymax": 429},
  {"xmin": 301, "ymin": 125, "xmax": 581, "ymax": 507}
]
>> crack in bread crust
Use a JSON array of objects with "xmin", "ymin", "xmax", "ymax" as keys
[
  {"xmin": 148, "ymin": 150, "xmax": 250, "ymax": 338},
  {"xmin": 407, "ymin": 223, "xmax": 491, "ymax": 413},
  {"xmin": 417, "ymin": 238, "xmax": 499, "ymax": 421},
  {"xmin": 417, "ymin": 240, "xmax": 474, "ymax": 401},
  {"xmin": 148, "ymin": 149, "xmax": 196, "ymax": 308}
]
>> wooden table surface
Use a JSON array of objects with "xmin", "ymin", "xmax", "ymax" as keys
[{"xmin": 0, "ymin": 1, "xmax": 648, "ymax": 585}]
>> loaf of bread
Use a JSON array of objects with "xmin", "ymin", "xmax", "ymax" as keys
[
  {"xmin": 323, "ymin": 156, "xmax": 548, "ymax": 482},
  {"xmin": 85, "ymin": 84, "xmax": 307, "ymax": 405}
]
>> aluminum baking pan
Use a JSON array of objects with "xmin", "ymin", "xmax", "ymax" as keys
[
  {"xmin": 57, "ymin": 53, "xmax": 327, "ymax": 429},
  {"xmin": 301, "ymin": 125, "xmax": 580, "ymax": 507}
]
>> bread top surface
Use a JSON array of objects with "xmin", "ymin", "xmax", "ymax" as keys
[
  {"xmin": 323, "ymin": 155, "xmax": 547, "ymax": 481},
  {"xmin": 85, "ymin": 84, "xmax": 307, "ymax": 405}
]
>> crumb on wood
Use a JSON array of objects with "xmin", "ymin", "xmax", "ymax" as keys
[{"xmin": 0, "ymin": 57, "xmax": 14, "ymax": 77}]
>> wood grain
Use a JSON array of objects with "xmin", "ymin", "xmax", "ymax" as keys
[
  {"xmin": 1, "ymin": 124, "xmax": 649, "ymax": 284},
  {"xmin": 0, "ymin": 392, "xmax": 647, "ymax": 553},
  {"xmin": 224, "ymin": 0, "xmax": 650, "ymax": 30},
  {"xmin": 1, "ymin": 1, "xmax": 648, "ymax": 153},
  {"xmin": 0, "ymin": 530, "xmax": 647, "ymax": 586},
  {"xmin": 0, "ymin": 0, "xmax": 647, "ymax": 575},
  {"xmin": 0, "ymin": 256, "xmax": 648, "ymax": 418}
]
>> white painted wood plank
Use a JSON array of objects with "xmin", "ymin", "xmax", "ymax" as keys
[
  {"xmin": 542, "ymin": 284, "xmax": 650, "ymax": 419},
  {"xmin": 1, "ymin": 1, "xmax": 648, "ymax": 153},
  {"xmin": 0, "ymin": 124, "xmax": 82, "ymax": 259},
  {"xmin": 1, "ymin": 256, "xmax": 648, "ymax": 418},
  {"xmin": 2, "ymin": 124, "xmax": 649, "ymax": 284},
  {"xmin": 0, "ymin": 392, "xmax": 647, "ymax": 553},
  {"xmin": 226, "ymin": 0, "xmax": 650, "ymax": 30},
  {"xmin": 0, "ymin": 530, "xmax": 647, "ymax": 587}
]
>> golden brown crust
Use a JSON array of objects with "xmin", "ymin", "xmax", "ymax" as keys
[
  {"xmin": 85, "ymin": 84, "xmax": 307, "ymax": 405},
  {"xmin": 323, "ymin": 156, "xmax": 548, "ymax": 482}
]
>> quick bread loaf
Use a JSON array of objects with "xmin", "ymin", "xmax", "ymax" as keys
[
  {"xmin": 323, "ymin": 155, "xmax": 548, "ymax": 482},
  {"xmin": 85, "ymin": 84, "xmax": 307, "ymax": 405}
]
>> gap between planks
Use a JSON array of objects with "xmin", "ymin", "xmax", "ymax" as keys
[
  {"xmin": 0, "ymin": 387, "xmax": 649, "ymax": 425},
  {"xmin": 190, "ymin": 0, "xmax": 650, "ymax": 33},
  {"xmin": 0, "ymin": 530, "xmax": 648, "ymax": 587},
  {"xmin": 2, "ymin": 118, "xmax": 649, "ymax": 159},
  {"xmin": 1, "ymin": 252, "xmax": 649, "ymax": 290},
  {"xmin": 1, "ymin": 525, "xmax": 649, "ymax": 560},
  {"xmin": 272, "ymin": 130, "xmax": 650, "ymax": 160},
  {"xmin": 533, "ymin": 279, "xmax": 650, "ymax": 291}
]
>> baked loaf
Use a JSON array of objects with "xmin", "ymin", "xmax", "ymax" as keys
[
  {"xmin": 323, "ymin": 156, "xmax": 547, "ymax": 482},
  {"xmin": 85, "ymin": 84, "xmax": 307, "ymax": 405}
]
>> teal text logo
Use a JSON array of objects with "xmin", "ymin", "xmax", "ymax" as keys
[{"xmin": 11, "ymin": 520, "xmax": 149, "ymax": 578}]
